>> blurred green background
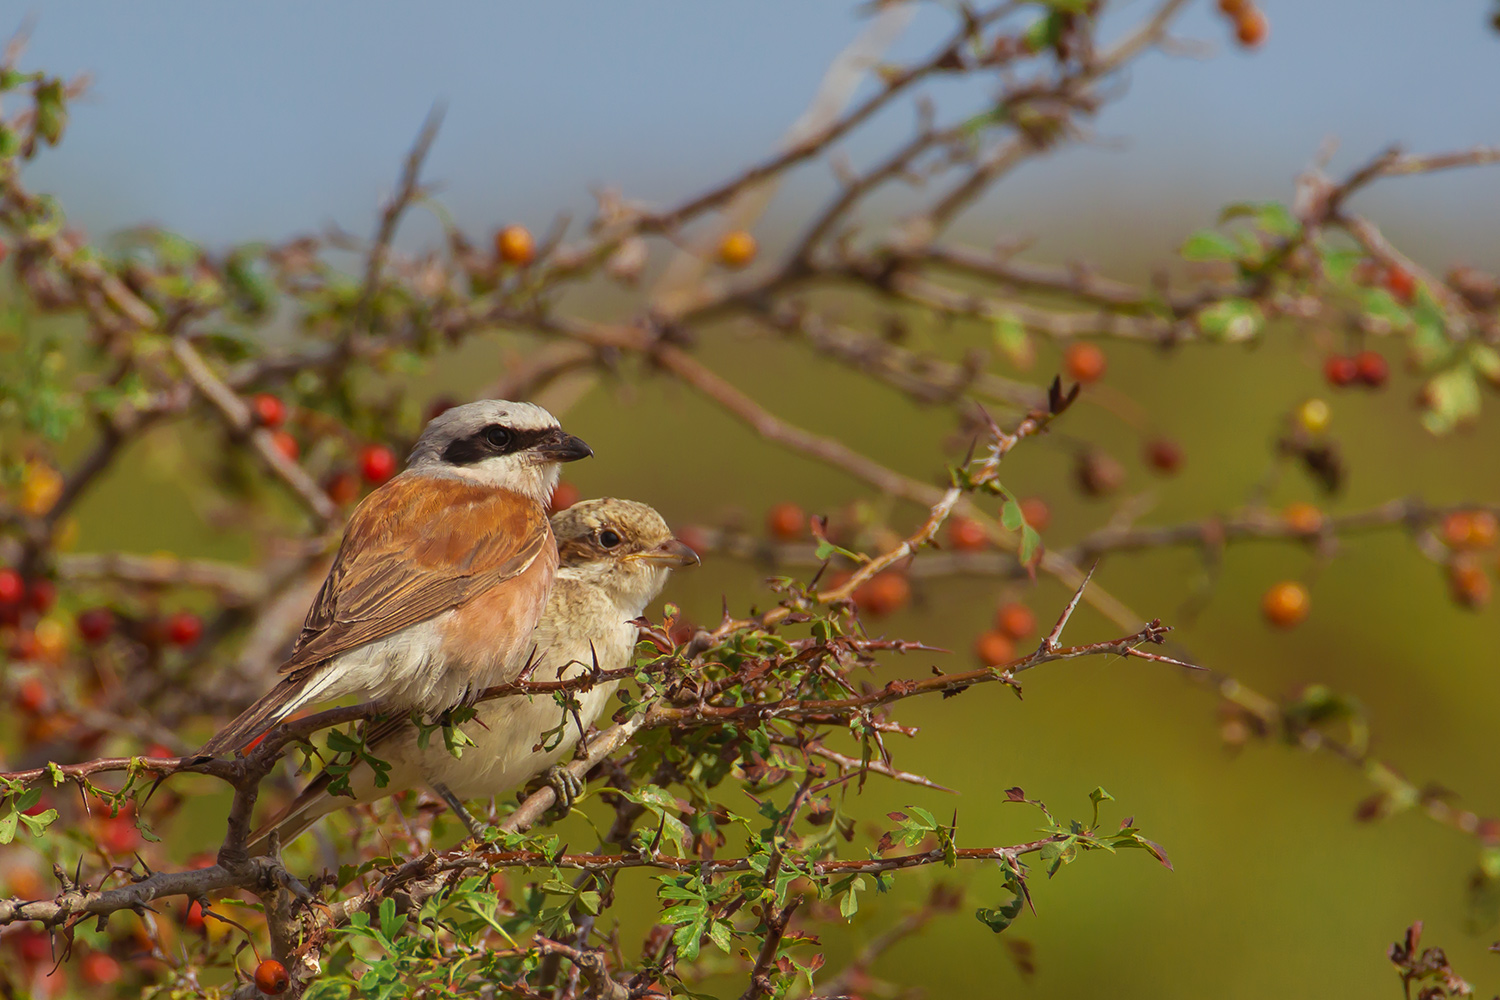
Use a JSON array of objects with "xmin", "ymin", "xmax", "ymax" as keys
[{"xmin": 13, "ymin": 2, "xmax": 1500, "ymax": 997}]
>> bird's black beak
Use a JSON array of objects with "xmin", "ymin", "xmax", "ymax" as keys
[{"xmin": 537, "ymin": 429, "xmax": 593, "ymax": 463}]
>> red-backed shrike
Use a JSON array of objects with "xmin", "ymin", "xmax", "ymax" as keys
[
  {"xmin": 197, "ymin": 400, "xmax": 592, "ymax": 757},
  {"xmin": 245, "ymin": 497, "xmax": 698, "ymax": 849}
]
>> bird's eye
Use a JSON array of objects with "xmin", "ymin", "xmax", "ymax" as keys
[
  {"xmin": 483, "ymin": 425, "xmax": 513, "ymax": 449},
  {"xmin": 598, "ymin": 528, "xmax": 621, "ymax": 548}
]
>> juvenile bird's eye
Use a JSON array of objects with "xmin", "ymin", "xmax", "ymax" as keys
[
  {"xmin": 483, "ymin": 425, "xmax": 513, "ymax": 449},
  {"xmin": 598, "ymin": 528, "xmax": 621, "ymax": 548}
]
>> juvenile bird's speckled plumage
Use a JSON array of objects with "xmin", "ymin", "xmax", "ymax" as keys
[
  {"xmin": 197, "ymin": 399, "xmax": 591, "ymax": 757},
  {"xmin": 246, "ymin": 498, "xmax": 697, "ymax": 851}
]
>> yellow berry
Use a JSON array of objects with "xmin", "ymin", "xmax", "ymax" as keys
[
  {"xmin": 718, "ymin": 230, "xmax": 758, "ymax": 268},
  {"xmin": 1295, "ymin": 398, "xmax": 1331, "ymax": 434}
]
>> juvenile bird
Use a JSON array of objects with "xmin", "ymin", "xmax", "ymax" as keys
[
  {"xmin": 198, "ymin": 400, "xmax": 592, "ymax": 757},
  {"xmin": 246, "ymin": 497, "xmax": 698, "ymax": 850}
]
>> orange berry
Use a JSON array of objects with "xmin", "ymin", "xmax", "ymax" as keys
[
  {"xmin": 853, "ymin": 572, "xmax": 910, "ymax": 618},
  {"xmin": 1018, "ymin": 497, "xmax": 1051, "ymax": 532},
  {"xmin": 1234, "ymin": 7, "xmax": 1268, "ymax": 47},
  {"xmin": 1442, "ymin": 511, "xmax": 1475, "ymax": 549},
  {"xmin": 1384, "ymin": 263, "xmax": 1416, "ymax": 303},
  {"xmin": 946, "ymin": 516, "xmax": 988, "ymax": 552},
  {"xmin": 254, "ymin": 958, "xmax": 290, "ymax": 995},
  {"xmin": 1261, "ymin": 581, "xmax": 1309, "ymax": 628},
  {"xmin": 1075, "ymin": 450, "xmax": 1125, "ymax": 498},
  {"xmin": 1469, "ymin": 511, "xmax": 1499, "ymax": 548},
  {"xmin": 717, "ymin": 230, "xmax": 758, "ymax": 269},
  {"xmin": 1216, "ymin": 0, "xmax": 1247, "ymax": 12},
  {"xmin": 1449, "ymin": 557, "xmax": 1491, "ymax": 609},
  {"xmin": 973, "ymin": 630, "xmax": 1015, "ymax": 667},
  {"xmin": 1282, "ymin": 502, "xmax": 1324, "ymax": 535},
  {"xmin": 495, "ymin": 225, "xmax": 536, "ymax": 266},
  {"xmin": 549, "ymin": 481, "xmax": 580, "ymax": 514},
  {"xmin": 766, "ymin": 502, "xmax": 806, "ymax": 541},
  {"xmin": 994, "ymin": 603, "xmax": 1036, "ymax": 640},
  {"xmin": 268, "ymin": 430, "xmax": 300, "ymax": 462},
  {"xmin": 1063, "ymin": 342, "xmax": 1106, "ymax": 384}
]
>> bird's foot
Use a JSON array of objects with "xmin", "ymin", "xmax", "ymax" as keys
[{"xmin": 543, "ymin": 765, "xmax": 583, "ymax": 814}]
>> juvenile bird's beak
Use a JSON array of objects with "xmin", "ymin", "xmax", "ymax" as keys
[
  {"xmin": 632, "ymin": 538, "xmax": 701, "ymax": 568},
  {"xmin": 536, "ymin": 429, "xmax": 593, "ymax": 463}
]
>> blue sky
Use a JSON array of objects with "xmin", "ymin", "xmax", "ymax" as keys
[{"xmin": 14, "ymin": 2, "xmax": 1500, "ymax": 261}]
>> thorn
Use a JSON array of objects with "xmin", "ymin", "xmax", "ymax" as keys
[{"xmin": 1040, "ymin": 561, "xmax": 1097, "ymax": 653}]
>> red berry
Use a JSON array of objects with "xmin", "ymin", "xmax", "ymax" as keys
[
  {"xmin": 98, "ymin": 812, "xmax": 140, "ymax": 855},
  {"xmin": 25, "ymin": 578, "xmax": 56, "ymax": 614},
  {"xmin": 1144, "ymin": 437, "xmax": 1184, "ymax": 475},
  {"xmin": 22, "ymin": 793, "xmax": 51, "ymax": 817},
  {"xmin": 80, "ymin": 951, "xmax": 121, "ymax": 986},
  {"xmin": 1384, "ymin": 263, "xmax": 1417, "ymax": 303},
  {"xmin": 766, "ymin": 503, "xmax": 807, "ymax": 541},
  {"xmin": 1063, "ymin": 342, "xmax": 1106, "ymax": 384},
  {"xmin": 269, "ymin": 430, "xmax": 300, "ymax": 461},
  {"xmin": 0, "ymin": 568, "xmax": 23, "ymax": 605},
  {"xmin": 250, "ymin": 393, "xmax": 287, "ymax": 428},
  {"xmin": 1354, "ymin": 349, "xmax": 1389, "ymax": 388},
  {"xmin": 165, "ymin": 610, "xmax": 203, "ymax": 647},
  {"xmin": 324, "ymin": 470, "xmax": 360, "ymax": 506},
  {"xmin": 359, "ymin": 444, "xmax": 397, "ymax": 485},
  {"xmin": 182, "ymin": 900, "xmax": 207, "ymax": 933},
  {"xmin": 1323, "ymin": 355, "xmax": 1358, "ymax": 388},
  {"xmin": 14, "ymin": 678, "xmax": 48, "ymax": 716},
  {"xmin": 994, "ymin": 603, "xmax": 1037, "ymax": 640},
  {"xmin": 255, "ymin": 958, "xmax": 290, "ymax": 995},
  {"xmin": 973, "ymin": 630, "xmax": 1015, "ymax": 667},
  {"xmin": 11, "ymin": 928, "xmax": 50, "ymax": 963},
  {"xmin": 1018, "ymin": 497, "xmax": 1051, "ymax": 532},
  {"xmin": 946, "ymin": 516, "xmax": 988, "ymax": 553},
  {"xmin": 549, "ymin": 481, "xmax": 580, "ymax": 514},
  {"xmin": 77, "ymin": 607, "xmax": 115, "ymax": 644}
]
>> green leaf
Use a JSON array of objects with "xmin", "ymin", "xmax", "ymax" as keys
[
  {"xmin": 1019, "ymin": 525, "xmax": 1042, "ymax": 565},
  {"xmin": 1195, "ymin": 298, "xmax": 1263, "ymax": 342},
  {"xmin": 18, "ymin": 809, "xmax": 57, "ymax": 837},
  {"xmin": 1180, "ymin": 230, "xmax": 1240, "ymax": 262},
  {"xmin": 1000, "ymin": 499, "xmax": 1023, "ymax": 531},
  {"xmin": 975, "ymin": 893, "xmax": 1024, "ymax": 933},
  {"xmin": 379, "ymin": 897, "xmax": 406, "ymax": 942},
  {"xmin": 992, "ymin": 312, "xmax": 1033, "ymax": 369},
  {"xmin": 707, "ymin": 918, "xmax": 732, "ymax": 954},
  {"xmin": 0, "ymin": 809, "xmax": 17, "ymax": 845}
]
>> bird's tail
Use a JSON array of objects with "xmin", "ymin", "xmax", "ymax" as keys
[
  {"xmin": 197, "ymin": 671, "xmax": 336, "ymax": 757},
  {"xmin": 245, "ymin": 773, "xmax": 338, "ymax": 856}
]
